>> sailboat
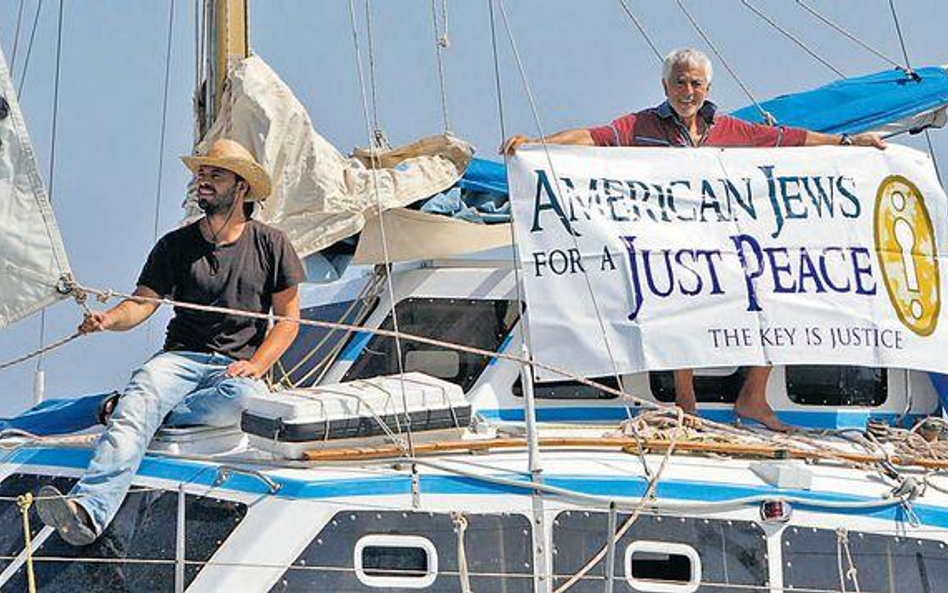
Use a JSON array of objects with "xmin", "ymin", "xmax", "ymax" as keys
[{"xmin": 4, "ymin": 1, "xmax": 948, "ymax": 591}]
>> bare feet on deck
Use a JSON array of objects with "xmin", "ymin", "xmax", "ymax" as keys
[
  {"xmin": 733, "ymin": 398, "xmax": 790, "ymax": 432},
  {"xmin": 733, "ymin": 366, "xmax": 792, "ymax": 432}
]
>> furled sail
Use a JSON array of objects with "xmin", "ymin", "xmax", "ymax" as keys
[
  {"xmin": 0, "ymin": 44, "xmax": 71, "ymax": 329},
  {"xmin": 189, "ymin": 55, "xmax": 474, "ymax": 258}
]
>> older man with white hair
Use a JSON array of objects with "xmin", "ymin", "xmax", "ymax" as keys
[{"xmin": 502, "ymin": 47, "xmax": 885, "ymax": 431}]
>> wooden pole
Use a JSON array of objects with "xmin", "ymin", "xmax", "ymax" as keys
[{"xmin": 301, "ymin": 436, "xmax": 948, "ymax": 470}]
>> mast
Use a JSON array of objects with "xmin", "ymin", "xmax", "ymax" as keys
[{"xmin": 197, "ymin": 0, "xmax": 248, "ymax": 141}]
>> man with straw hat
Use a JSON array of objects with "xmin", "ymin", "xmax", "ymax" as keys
[{"xmin": 36, "ymin": 138, "xmax": 306, "ymax": 545}]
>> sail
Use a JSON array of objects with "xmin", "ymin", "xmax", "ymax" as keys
[
  {"xmin": 461, "ymin": 65, "xmax": 948, "ymax": 199},
  {"xmin": 189, "ymin": 55, "xmax": 474, "ymax": 258},
  {"xmin": 0, "ymin": 44, "xmax": 72, "ymax": 329}
]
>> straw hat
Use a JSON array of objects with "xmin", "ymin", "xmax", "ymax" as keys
[{"xmin": 181, "ymin": 138, "xmax": 272, "ymax": 201}]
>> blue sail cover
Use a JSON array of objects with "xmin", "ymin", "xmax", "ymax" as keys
[
  {"xmin": 732, "ymin": 66, "xmax": 948, "ymax": 133},
  {"xmin": 459, "ymin": 65, "xmax": 948, "ymax": 199}
]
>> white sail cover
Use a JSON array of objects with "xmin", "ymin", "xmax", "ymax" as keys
[
  {"xmin": 0, "ymin": 45, "xmax": 71, "ymax": 329},
  {"xmin": 190, "ymin": 55, "xmax": 474, "ymax": 258}
]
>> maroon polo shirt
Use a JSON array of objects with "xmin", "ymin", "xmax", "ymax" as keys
[{"xmin": 588, "ymin": 101, "xmax": 807, "ymax": 148}]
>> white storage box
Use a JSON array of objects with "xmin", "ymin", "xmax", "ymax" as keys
[{"xmin": 241, "ymin": 373, "xmax": 471, "ymax": 458}]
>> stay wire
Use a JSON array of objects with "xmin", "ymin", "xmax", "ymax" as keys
[
  {"xmin": 488, "ymin": 0, "xmax": 546, "ymax": 473},
  {"xmin": 10, "ymin": 0, "xmax": 26, "ymax": 76},
  {"xmin": 363, "ymin": 0, "xmax": 386, "ymax": 147},
  {"xmin": 430, "ymin": 0, "xmax": 451, "ymax": 133},
  {"xmin": 886, "ymin": 0, "xmax": 944, "ymax": 187},
  {"xmin": 494, "ymin": 0, "xmax": 629, "ymax": 418},
  {"xmin": 675, "ymin": 0, "xmax": 772, "ymax": 123},
  {"xmin": 346, "ymin": 0, "xmax": 416, "ymax": 460},
  {"xmin": 739, "ymin": 0, "xmax": 844, "ymax": 78},
  {"xmin": 15, "ymin": 0, "xmax": 43, "ymax": 98},
  {"xmin": 146, "ymin": 0, "xmax": 177, "ymax": 350},
  {"xmin": 795, "ymin": 0, "xmax": 906, "ymax": 72},
  {"xmin": 36, "ymin": 0, "xmax": 64, "ymax": 371},
  {"xmin": 615, "ymin": 0, "xmax": 662, "ymax": 63}
]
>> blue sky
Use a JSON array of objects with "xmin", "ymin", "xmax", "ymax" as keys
[{"xmin": 1, "ymin": 0, "xmax": 947, "ymax": 416}]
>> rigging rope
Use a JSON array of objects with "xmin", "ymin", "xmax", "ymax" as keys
[
  {"xmin": 494, "ymin": 0, "xmax": 630, "ymax": 420},
  {"xmin": 552, "ymin": 408, "xmax": 685, "ymax": 592},
  {"xmin": 615, "ymin": 0, "xmax": 662, "ymax": 63},
  {"xmin": 15, "ymin": 0, "xmax": 43, "ymax": 97},
  {"xmin": 347, "ymin": 0, "xmax": 417, "ymax": 462},
  {"xmin": 430, "ymin": 0, "xmax": 451, "ymax": 133},
  {"xmin": 362, "ymin": 0, "xmax": 387, "ymax": 148},
  {"xmin": 886, "ymin": 0, "xmax": 944, "ymax": 187},
  {"xmin": 451, "ymin": 511, "xmax": 473, "ymax": 593},
  {"xmin": 739, "ymin": 0, "xmax": 844, "ymax": 78},
  {"xmin": 16, "ymin": 493, "xmax": 36, "ymax": 593},
  {"xmin": 0, "ymin": 332, "xmax": 82, "ymax": 373},
  {"xmin": 35, "ymin": 0, "xmax": 65, "ymax": 373},
  {"xmin": 10, "ymin": 0, "xmax": 26, "ymax": 77},
  {"xmin": 795, "ymin": 0, "xmax": 906, "ymax": 73},
  {"xmin": 152, "ymin": 0, "xmax": 176, "ymax": 246},
  {"xmin": 147, "ymin": 0, "xmax": 177, "ymax": 350},
  {"xmin": 674, "ymin": 0, "xmax": 772, "ymax": 124}
]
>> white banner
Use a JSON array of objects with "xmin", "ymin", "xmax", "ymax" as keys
[{"xmin": 509, "ymin": 145, "xmax": 948, "ymax": 380}]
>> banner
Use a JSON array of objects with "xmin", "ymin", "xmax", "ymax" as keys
[{"xmin": 508, "ymin": 145, "xmax": 947, "ymax": 380}]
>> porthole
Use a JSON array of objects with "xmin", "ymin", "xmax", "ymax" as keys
[
  {"xmin": 624, "ymin": 541, "xmax": 701, "ymax": 592},
  {"xmin": 354, "ymin": 534, "xmax": 438, "ymax": 589}
]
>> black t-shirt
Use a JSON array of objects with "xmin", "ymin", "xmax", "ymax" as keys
[{"xmin": 138, "ymin": 219, "xmax": 306, "ymax": 360}]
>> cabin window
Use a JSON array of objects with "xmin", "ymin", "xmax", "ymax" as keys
[
  {"xmin": 276, "ymin": 510, "xmax": 533, "ymax": 591},
  {"xmin": 512, "ymin": 375, "xmax": 619, "ymax": 399},
  {"xmin": 275, "ymin": 297, "xmax": 379, "ymax": 387},
  {"xmin": 343, "ymin": 298, "xmax": 519, "ymax": 391},
  {"xmin": 649, "ymin": 367, "xmax": 743, "ymax": 403},
  {"xmin": 354, "ymin": 535, "xmax": 438, "ymax": 588},
  {"xmin": 625, "ymin": 541, "xmax": 701, "ymax": 592},
  {"xmin": 783, "ymin": 526, "xmax": 948, "ymax": 591},
  {"xmin": 552, "ymin": 512, "xmax": 766, "ymax": 590},
  {"xmin": 785, "ymin": 365, "xmax": 887, "ymax": 406},
  {"xmin": 0, "ymin": 476, "xmax": 247, "ymax": 593}
]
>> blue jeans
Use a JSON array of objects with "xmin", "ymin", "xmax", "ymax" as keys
[{"xmin": 72, "ymin": 351, "xmax": 265, "ymax": 534}]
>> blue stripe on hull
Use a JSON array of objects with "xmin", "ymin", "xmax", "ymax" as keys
[
  {"xmin": 5, "ymin": 446, "xmax": 946, "ymax": 528},
  {"xmin": 477, "ymin": 407, "xmax": 923, "ymax": 429}
]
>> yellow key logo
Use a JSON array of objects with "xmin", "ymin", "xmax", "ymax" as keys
[{"xmin": 874, "ymin": 175, "xmax": 940, "ymax": 336}]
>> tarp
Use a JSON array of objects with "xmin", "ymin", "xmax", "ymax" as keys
[
  {"xmin": 0, "ymin": 43, "xmax": 72, "ymax": 329},
  {"xmin": 0, "ymin": 392, "xmax": 111, "ymax": 436},
  {"xmin": 353, "ymin": 208, "xmax": 512, "ymax": 264},
  {"xmin": 462, "ymin": 66, "xmax": 948, "ymax": 201},
  {"xmin": 508, "ymin": 144, "xmax": 948, "ymax": 379},
  {"xmin": 732, "ymin": 66, "xmax": 948, "ymax": 134},
  {"xmin": 188, "ymin": 55, "xmax": 475, "ymax": 258}
]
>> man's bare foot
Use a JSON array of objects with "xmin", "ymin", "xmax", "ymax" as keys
[{"xmin": 733, "ymin": 399, "xmax": 791, "ymax": 432}]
